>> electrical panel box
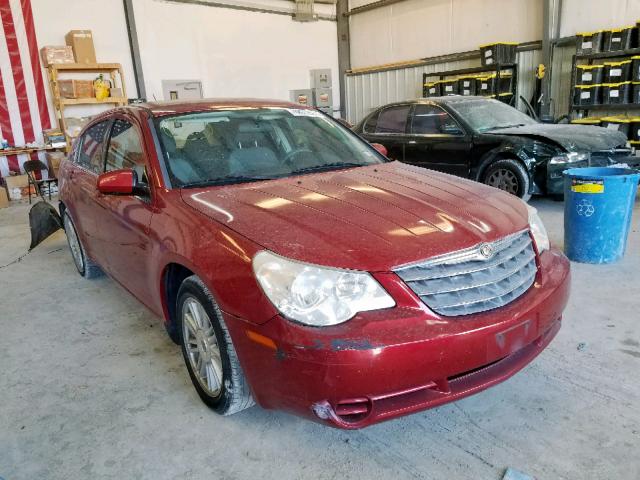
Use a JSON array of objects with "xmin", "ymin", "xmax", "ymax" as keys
[
  {"xmin": 290, "ymin": 89, "xmax": 314, "ymax": 107},
  {"xmin": 313, "ymin": 88, "xmax": 332, "ymax": 113},
  {"xmin": 162, "ymin": 80, "xmax": 203, "ymax": 101},
  {"xmin": 310, "ymin": 69, "xmax": 332, "ymax": 89}
]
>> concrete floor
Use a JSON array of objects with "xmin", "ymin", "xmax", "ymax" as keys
[{"xmin": 1, "ymin": 196, "xmax": 639, "ymax": 480}]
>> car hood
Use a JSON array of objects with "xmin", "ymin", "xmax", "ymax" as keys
[
  {"xmin": 180, "ymin": 162, "xmax": 529, "ymax": 271},
  {"xmin": 493, "ymin": 124, "xmax": 627, "ymax": 152}
]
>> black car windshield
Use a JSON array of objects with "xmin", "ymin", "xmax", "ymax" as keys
[
  {"xmin": 447, "ymin": 98, "xmax": 537, "ymax": 133},
  {"xmin": 156, "ymin": 108, "xmax": 385, "ymax": 187}
]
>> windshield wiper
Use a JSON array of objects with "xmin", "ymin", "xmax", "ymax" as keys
[
  {"xmin": 289, "ymin": 162, "xmax": 364, "ymax": 176},
  {"xmin": 484, "ymin": 123, "xmax": 528, "ymax": 132},
  {"xmin": 180, "ymin": 175, "xmax": 280, "ymax": 188}
]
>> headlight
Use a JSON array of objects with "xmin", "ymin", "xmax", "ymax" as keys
[
  {"xmin": 549, "ymin": 151, "xmax": 589, "ymax": 165},
  {"xmin": 253, "ymin": 251, "xmax": 395, "ymax": 326},
  {"xmin": 527, "ymin": 205, "xmax": 550, "ymax": 253}
]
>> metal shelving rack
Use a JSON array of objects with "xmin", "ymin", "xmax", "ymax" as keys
[
  {"xmin": 422, "ymin": 63, "xmax": 518, "ymax": 105},
  {"xmin": 47, "ymin": 63, "xmax": 128, "ymax": 151},
  {"xmin": 570, "ymin": 47, "xmax": 640, "ymax": 117}
]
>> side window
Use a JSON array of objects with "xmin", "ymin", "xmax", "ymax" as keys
[
  {"xmin": 363, "ymin": 112, "xmax": 379, "ymax": 134},
  {"xmin": 375, "ymin": 105, "xmax": 410, "ymax": 134},
  {"xmin": 77, "ymin": 121, "xmax": 110, "ymax": 174},
  {"xmin": 411, "ymin": 104, "xmax": 463, "ymax": 135},
  {"xmin": 105, "ymin": 119, "xmax": 148, "ymax": 183}
]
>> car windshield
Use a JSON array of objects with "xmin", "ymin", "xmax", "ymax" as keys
[
  {"xmin": 447, "ymin": 98, "xmax": 537, "ymax": 133},
  {"xmin": 155, "ymin": 108, "xmax": 386, "ymax": 187}
]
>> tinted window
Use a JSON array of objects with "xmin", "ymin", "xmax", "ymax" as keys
[
  {"xmin": 446, "ymin": 98, "xmax": 537, "ymax": 132},
  {"xmin": 105, "ymin": 119, "xmax": 148, "ymax": 183},
  {"xmin": 411, "ymin": 104, "xmax": 462, "ymax": 135},
  {"xmin": 77, "ymin": 121, "xmax": 109, "ymax": 174},
  {"xmin": 375, "ymin": 105, "xmax": 410, "ymax": 134},
  {"xmin": 363, "ymin": 112, "xmax": 379, "ymax": 133}
]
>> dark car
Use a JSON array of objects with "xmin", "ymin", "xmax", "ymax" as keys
[{"xmin": 355, "ymin": 96, "xmax": 631, "ymax": 199}]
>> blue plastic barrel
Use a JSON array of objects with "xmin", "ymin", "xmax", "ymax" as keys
[{"xmin": 563, "ymin": 167, "xmax": 640, "ymax": 263}]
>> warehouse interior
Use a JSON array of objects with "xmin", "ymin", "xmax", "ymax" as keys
[{"xmin": 1, "ymin": 1, "xmax": 639, "ymax": 479}]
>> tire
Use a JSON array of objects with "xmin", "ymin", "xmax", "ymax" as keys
[
  {"xmin": 483, "ymin": 158, "xmax": 532, "ymax": 202},
  {"xmin": 177, "ymin": 275, "xmax": 254, "ymax": 415},
  {"xmin": 63, "ymin": 212, "xmax": 103, "ymax": 279}
]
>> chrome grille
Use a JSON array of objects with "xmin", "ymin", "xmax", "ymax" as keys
[{"xmin": 394, "ymin": 230, "xmax": 537, "ymax": 317}]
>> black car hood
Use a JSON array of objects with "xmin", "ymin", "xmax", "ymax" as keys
[{"xmin": 493, "ymin": 124, "xmax": 627, "ymax": 152}]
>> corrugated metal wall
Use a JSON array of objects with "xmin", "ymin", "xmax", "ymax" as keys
[{"xmin": 345, "ymin": 49, "xmax": 545, "ymax": 125}]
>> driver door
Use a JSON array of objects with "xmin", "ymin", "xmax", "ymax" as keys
[
  {"xmin": 94, "ymin": 116, "xmax": 157, "ymax": 308},
  {"xmin": 403, "ymin": 104, "xmax": 472, "ymax": 177}
]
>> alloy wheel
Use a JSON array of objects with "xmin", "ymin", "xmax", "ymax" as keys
[
  {"xmin": 486, "ymin": 168, "xmax": 519, "ymax": 195},
  {"xmin": 181, "ymin": 297, "xmax": 224, "ymax": 397}
]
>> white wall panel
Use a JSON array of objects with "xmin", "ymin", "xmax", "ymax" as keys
[
  {"xmin": 349, "ymin": 0, "xmax": 541, "ymax": 69},
  {"xmin": 560, "ymin": 0, "xmax": 640, "ymax": 37},
  {"xmin": 133, "ymin": 0, "xmax": 339, "ymax": 109}
]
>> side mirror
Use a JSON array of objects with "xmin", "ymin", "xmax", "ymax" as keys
[
  {"xmin": 371, "ymin": 143, "xmax": 388, "ymax": 157},
  {"xmin": 97, "ymin": 169, "xmax": 147, "ymax": 196}
]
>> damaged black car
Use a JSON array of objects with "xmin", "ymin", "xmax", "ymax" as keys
[{"xmin": 354, "ymin": 96, "xmax": 631, "ymax": 200}]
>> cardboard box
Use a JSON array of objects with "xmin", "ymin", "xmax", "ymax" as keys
[
  {"xmin": 65, "ymin": 30, "xmax": 96, "ymax": 64},
  {"xmin": 46, "ymin": 152, "xmax": 66, "ymax": 178},
  {"xmin": 0, "ymin": 187, "xmax": 8, "ymax": 208},
  {"xmin": 58, "ymin": 79, "xmax": 94, "ymax": 99},
  {"xmin": 40, "ymin": 46, "xmax": 74, "ymax": 67},
  {"xmin": 4, "ymin": 174, "xmax": 29, "ymax": 190}
]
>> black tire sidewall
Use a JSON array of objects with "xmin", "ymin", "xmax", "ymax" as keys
[
  {"xmin": 63, "ymin": 212, "xmax": 86, "ymax": 276},
  {"xmin": 483, "ymin": 159, "xmax": 531, "ymax": 199},
  {"xmin": 177, "ymin": 278, "xmax": 234, "ymax": 413}
]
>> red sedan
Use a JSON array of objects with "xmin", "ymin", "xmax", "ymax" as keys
[{"xmin": 58, "ymin": 99, "xmax": 570, "ymax": 428}]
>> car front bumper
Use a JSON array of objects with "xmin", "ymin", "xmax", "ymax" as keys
[{"xmin": 225, "ymin": 248, "xmax": 571, "ymax": 429}]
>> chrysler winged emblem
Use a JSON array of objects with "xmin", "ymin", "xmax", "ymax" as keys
[{"xmin": 479, "ymin": 243, "xmax": 495, "ymax": 260}]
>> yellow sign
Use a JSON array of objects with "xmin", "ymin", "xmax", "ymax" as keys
[{"xmin": 571, "ymin": 182, "xmax": 604, "ymax": 193}]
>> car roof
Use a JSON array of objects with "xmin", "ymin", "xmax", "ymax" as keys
[{"xmin": 130, "ymin": 98, "xmax": 309, "ymax": 117}]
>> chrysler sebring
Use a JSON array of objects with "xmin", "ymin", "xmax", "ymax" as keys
[{"xmin": 58, "ymin": 99, "xmax": 570, "ymax": 428}]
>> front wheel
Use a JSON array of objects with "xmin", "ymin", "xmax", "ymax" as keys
[
  {"xmin": 483, "ymin": 159, "xmax": 532, "ymax": 202},
  {"xmin": 177, "ymin": 275, "xmax": 254, "ymax": 415}
]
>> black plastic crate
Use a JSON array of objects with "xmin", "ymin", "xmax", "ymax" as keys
[
  {"xmin": 576, "ymin": 31, "xmax": 604, "ymax": 55},
  {"xmin": 424, "ymin": 81, "xmax": 442, "ymax": 97},
  {"xmin": 573, "ymin": 84, "xmax": 601, "ymax": 106},
  {"xmin": 600, "ymin": 116, "xmax": 631, "ymax": 137},
  {"xmin": 497, "ymin": 72, "xmax": 513, "ymax": 93},
  {"xmin": 632, "ymin": 81, "xmax": 640, "ymax": 103},
  {"xmin": 570, "ymin": 117, "xmax": 603, "ymax": 126},
  {"xmin": 476, "ymin": 74, "xmax": 496, "ymax": 95},
  {"xmin": 603, "ymin": 26, "xmax": 636, "ymax": 51},
  {"xmin": 602, "ymin": 81, "xmax": 631, "ymax": 104},
  {"xmin": 479, "ymin": 42, "xmax": 517, "ymax": 66},
  {"xmin": 632, "ymin": 56, "xmax": 640, "ymax": 81},
  {"xmin": 497, "ymin": 92, "xmax": 513, "ymax": 104},
  {"xmin": 628, "ymin": 118, "xmax": 640, "ymax": 141},
  {"xmin": 604, "ymin": 60, "xmax": 632, "ymax": 83},
  {"xmin": 576, "ymin": 64, "xmax": 604, "ymax": 85},
  {"xmin": 440, "ymin": 79, "xmax": 458, "ymax": 95},
  {"xmin": 457, "ymin": 77, "xmax": 476, "ymax": 96}
]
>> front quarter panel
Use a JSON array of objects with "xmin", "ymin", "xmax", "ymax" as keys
[{"xmin": 149, "ymin": 190, "xmax": 278, "ymax": 325}]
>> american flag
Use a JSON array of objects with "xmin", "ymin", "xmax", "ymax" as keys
[{"xmin": 0, "ymin": 0, "xmax": 52, "ymax": 179}]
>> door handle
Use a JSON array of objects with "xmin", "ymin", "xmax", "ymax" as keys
[{"xmin": 408, "ymin": 140, "xmax": 417, "ymax": 144}]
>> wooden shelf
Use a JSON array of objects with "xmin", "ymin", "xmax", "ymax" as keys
[
  {"xmin": 49, "ymin": 62, "xmax": 123, "ymax": 72},
  {"xmin": 46, "ymin": 62, "xmax": 128, "ymax": 151},
  {"xmin": 59, "ymin": 97, "xmax": 127, "ymax": 106},
  {"xmin": 0, "ymin": 145, "xmax": 65, "ymax": 157}
]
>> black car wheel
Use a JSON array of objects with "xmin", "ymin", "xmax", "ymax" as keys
[{"xmin": 483, "ymin": 159, "xmax": 531, "ymax": 202}]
